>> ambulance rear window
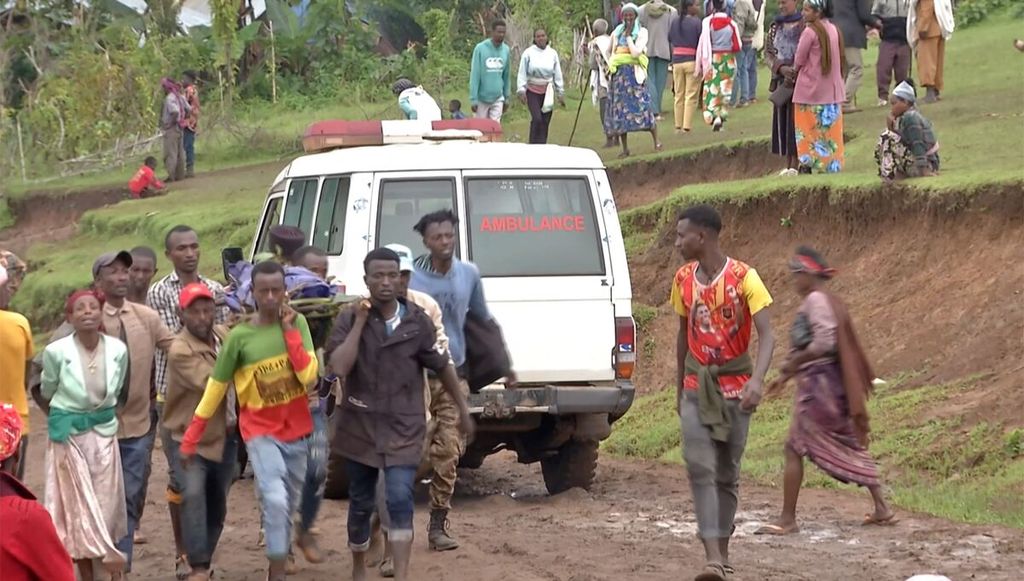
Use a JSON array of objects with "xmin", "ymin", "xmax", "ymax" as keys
[{"xmin": 466, "ymin": 177, "xmax": 605, "ymax": 277}]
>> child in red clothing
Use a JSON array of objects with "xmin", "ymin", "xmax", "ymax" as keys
[{"xmin": 128, "ymin": 156, "xmax": 166, "ymax": 199}]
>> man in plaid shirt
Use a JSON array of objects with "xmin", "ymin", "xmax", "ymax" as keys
[{"xmin": 147, "ymin": 224, "xmax": 229, "ymax": 578}]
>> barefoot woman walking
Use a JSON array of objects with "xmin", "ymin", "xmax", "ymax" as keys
[{"xmin": 757, "ymin": 247, "xmax": 894, "ymax": 536}]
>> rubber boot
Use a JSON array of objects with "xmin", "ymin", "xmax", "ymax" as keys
[{"xmin": 427, "ymin": 509, "xmax": 459, "ymax": 551}]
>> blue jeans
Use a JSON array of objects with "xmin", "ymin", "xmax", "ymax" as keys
[
  {"xmin": 731, "ymin": 44, "xmax": 757, "ymax": 105},
  {"xmin": 115, "ymin": 419, "xmax": 157, "ymax": 571},
  {"xmin": 183, "ymin": 128, "xmax": 196, "ymax": 169},
  {"xmin": 345, "ymin": 461, "xmax": 417, "ymax": 551},
  {"xmin": 298, "ymin": 408, "xmax": 328, "ymax": 533},
  {"xmin": 248, "ymin": 436, "xmax": 308, "ymax": 560},
  {"xmin": 178, "ymin": 433, "xmax": 238, "ymax": 568}
]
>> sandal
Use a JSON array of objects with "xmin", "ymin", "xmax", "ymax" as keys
[
  {"xmin": 754, "ymin": 523, "xmax": 800, "ymax": 536},
  {"xmin": 695, "ymin": 562, "xmax": 728, "ymax": 581},
  {"xmin": 654, "ymin": 142, "xmax": 664, "ymax": 152},
  {"xmin": 862, "ymin": 512, "xmax": 898, "ymax": 526},
  {"xmin": 617, "ymin": 150, "xmax": 631, "ymax": 159}
]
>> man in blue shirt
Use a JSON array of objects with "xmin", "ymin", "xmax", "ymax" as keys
[{"xmin": 409, "ymin": 209, "xmax": 504, "ymax": 552}]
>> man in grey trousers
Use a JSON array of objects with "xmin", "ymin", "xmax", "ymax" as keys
[
  {"xmin": 670, "ymin": 204, "xmax": 775, "ymax": 581},
  {"xmin": 833, "ymin": 0, "xmax": 878, "ymax": 112}
]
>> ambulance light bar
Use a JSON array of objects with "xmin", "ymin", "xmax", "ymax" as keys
[{"xmin": 302, "ymin": 119, "xmax": 503, "ymax": 153}]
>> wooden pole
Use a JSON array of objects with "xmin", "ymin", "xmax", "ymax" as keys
[
  {"xmin": 268, "ymin": 20, "xmax": 278, "ymax": 104},
  {"xmin": 16, "ymin": 117, "xmax": 27, "ymax": 182}
]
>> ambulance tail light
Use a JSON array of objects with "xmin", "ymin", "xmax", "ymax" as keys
[
  {"xmin": 614, "ymin": 317, "xmax": 636, "ymax": 380},
  {"xmin": 302, "ymin": 119, "xmax": 503, "ymax": 153}
]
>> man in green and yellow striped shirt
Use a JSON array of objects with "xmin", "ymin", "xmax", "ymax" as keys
[{"xmin": 180, "ymin": 261, "xmax": 318, "ymax": 581}]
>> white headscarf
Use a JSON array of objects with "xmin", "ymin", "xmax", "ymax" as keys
[{"xmin": 892, "ymin": 81, "xmax": 916, "ymax": 103}]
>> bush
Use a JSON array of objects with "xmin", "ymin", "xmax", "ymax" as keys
[{"xmin": 957, "ymin": 0, "xmax": 1022, "ymax": 28}]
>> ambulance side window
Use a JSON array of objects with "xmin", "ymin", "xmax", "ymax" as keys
[
  {"xmin": 313, "ymin": 177, "xmax": 351, "ymax": 255},
  {"xmin": 376, "ymin": 179, "xmax": 458, "ymax": 256},
  {"xmin": 254, "ymin": 197, "xmax": 283, "ymax": 254},
  {"xmin": 283, "ymin": 178, "xmax": 318, "ymax": 238}
]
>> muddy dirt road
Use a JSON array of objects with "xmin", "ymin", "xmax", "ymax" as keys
[{"xmin": 20, "ymin": 417, "xmax": 1023, "ymax": 581}]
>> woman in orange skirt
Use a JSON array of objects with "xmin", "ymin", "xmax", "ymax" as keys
[{"xmin": 792, "ymin": 0, "xmax": 847, "ymax": 173}]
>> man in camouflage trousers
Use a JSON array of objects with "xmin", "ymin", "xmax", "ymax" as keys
[{"xmin": 426, "ymin": 376, "xmax": 468, "ymax": 550}]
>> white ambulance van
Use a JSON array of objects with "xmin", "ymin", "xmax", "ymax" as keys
[{"xmin": 249, "ymin": 119, "xmax": 636, "ymax": 495}]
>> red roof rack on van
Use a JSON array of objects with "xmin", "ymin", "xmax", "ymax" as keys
[{"xmin": 302, "ymin": 119, "xmax": 503, "ymax": 153}]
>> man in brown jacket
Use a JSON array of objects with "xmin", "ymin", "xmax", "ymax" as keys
[
  {"xmin": 164, "ymin": 283, "xmax": 237, "ymax": 581},
  {"xmin": 92, "ymin": 250, "xmax": 177, "ymax": 571},
  {"xmin": 328, "ymin": 248, "xmax": 473, "ymax": 581}
]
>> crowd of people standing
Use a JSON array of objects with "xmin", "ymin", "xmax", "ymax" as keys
[{"xmin": 140, "ymin": 0, "xmax": 951, "ymax": 180}]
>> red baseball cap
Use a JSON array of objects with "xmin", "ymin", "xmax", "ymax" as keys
[{"xmin": 179, "ymin": 282, "xmax": 214, "ymax": 309}]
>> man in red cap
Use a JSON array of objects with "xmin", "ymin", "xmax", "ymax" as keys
[
  {"xmin": 163, "ymin": 283, "xmax": 235, "ymax": 581},
  {"xmin": 0, "ymin": 403, "xmax": 76, "ymax": 580}
]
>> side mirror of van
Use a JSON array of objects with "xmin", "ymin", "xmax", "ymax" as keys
[{"xmin": 221, "ymin": 247, "xmax": 245, "ymax": 285}]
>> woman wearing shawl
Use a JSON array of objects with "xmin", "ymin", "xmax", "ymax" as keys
[
  {"xmin": 588, "ymin": 19, "xmax": 618, "ymax": 148},
  {"xmin": 160, "ymin": 77, "xmax": 190, "ymax": 182},
  {"xmin": 517, "ymin": 28, "xmax": 566, "ymax": 144},
  {"xmin": 604, "ymin": 3, "xmax": 663, "ymax": 158},
  {"xmin": 792, "ymin": 0, "xmax": 847, "ymax": 173},
  {"xmin": 41, "ymin": 289, "xmax": 130, "ymax": 580},
  {"xmin": 756, "ymin": 247, "xmax": 894, "ymax": 536},
  {"xmin": 875, "ymin": 79, "xmax": 940, "ymax": 181},
  {"xmin": 694, "ymin": 0, "xmax": 741, "ymax": 132},
  {"xmin": 764, "ymin": 0, "xmax": 804, "ymax": 175}
]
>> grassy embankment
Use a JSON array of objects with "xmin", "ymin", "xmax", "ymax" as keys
[
  {"xmin": 7, "ymin": 12, "xmax": 1022, "ymax": 526},
  {"xmin": 607, "ymin": 16, "xmax": 1024, "ymax": 529}
]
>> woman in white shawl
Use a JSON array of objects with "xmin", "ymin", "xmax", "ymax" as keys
[
  {"xmin": 603, "ymin": 2, "xmax": 663, "ymax": 158},
  {"xmin": 588, "ymin": 18, "xmax": 618, "ymax": 148},
  {"xmin": 907, "ymin": 0, "xmax": 954, "ymax": 103}
]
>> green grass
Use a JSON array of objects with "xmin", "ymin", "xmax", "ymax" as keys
[{"xmin": 604, "ymin": 374, "xmax": 1024, "ymax": 528}]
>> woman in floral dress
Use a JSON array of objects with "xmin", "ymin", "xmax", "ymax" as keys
[
  {"xmin": 604, "ymin": 2, "xmax": 663, "ymax": 158},
  {"xmin": 792, "ymin": 0, "xmax": 847, "ymax": 173},
  {"xmin": 695, "ymin": 0, "xmax": 741, "ymax": 131}
]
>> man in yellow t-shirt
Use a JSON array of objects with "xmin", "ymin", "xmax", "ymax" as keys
[
  {"xmin": 0, "ymin": 258, "xmax": 34, "ymax": 481},
  {"xmin": 670, "ymin": 204, "xmax": 775, "ymax": 581}
]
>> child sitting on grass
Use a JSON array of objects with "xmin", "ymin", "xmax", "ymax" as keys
[{"xmin": 128, "ymin": 156, "xmax": 166, "ymax": 199}]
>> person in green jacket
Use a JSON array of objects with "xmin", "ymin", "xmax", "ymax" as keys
[
  {"xmin": 40, "ymin": 289, "xmax": 131, "ymax": 581},
  {"xmin": 469, "ymin": 20, "xmax": 512, "ymax": 122}
]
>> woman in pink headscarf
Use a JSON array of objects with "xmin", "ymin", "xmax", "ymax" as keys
[{"xmin": 161, "ymin": 77, "xmax": 190, "ymax": 182}]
